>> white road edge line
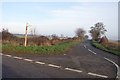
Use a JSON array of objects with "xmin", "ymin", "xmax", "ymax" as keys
[
  {"xmin": 104, "ymin": 57, "xmax": 120, "ymax": 79},
  {"xmin": 13, "ymin": 56, "xmax": 23, "ymax": 60},
  {"xmin": 65, "ymin": 68, "xmax": 82, "ymax": 73},
  {"xmin": 84, "ymin": 45, "xmax": 86, "ymax": 48},
  {"xmin": 88, "ymin": 72, "xmax": 108, "ymax": 78},
  {"xmin": 35, "ymin": 61, "xmax": 45, "ymax": 65},
  {"xmin": 5, "ymin": 54, "xmax": 12, "ymax": 57},
  {"xmin": 48, "ymin": 64, "xmax": 61, "ymax": 68},
  {"xmin": 23, "ymin": 58, "xmax": 33, "ymax": 62}
]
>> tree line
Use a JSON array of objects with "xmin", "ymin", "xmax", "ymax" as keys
[
  {"xmin": 1, "ymin": 22, "xmax": 108, "ymax": 46},
  {"xmin": 75, "ymin": 22, "xmax": 107, "ymax": 42}
]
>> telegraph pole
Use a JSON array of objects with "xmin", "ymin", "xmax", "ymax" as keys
[{"xmin": 24, "ymin": 23, "xmax": 28, "ymax": 47}]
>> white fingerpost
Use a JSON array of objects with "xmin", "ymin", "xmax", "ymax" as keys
[{"xmin": 24, "ymin": 23, "xmax": 28, "ymax": 47}]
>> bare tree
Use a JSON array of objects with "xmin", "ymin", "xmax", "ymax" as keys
[
  {"xmin": 85, "ymin": 35, "xmax": 89, "ymax": 40},
  {"xmin": 51, "ymin": 34, "xmax": 59, "ymax": 39},
  {"xmin": 30, "ymin": 27, "xmax": 36, "ymax": 36},
  {"xmin": 75, "ymin": 28, "xmax": 86, "ymax": 39},
  {"xmin": 60, "ymin": 34, "xmax": 64, "ymax": 39},
  {"xmin": 33, "ymin": 28, "xmax": 36, "ymax": 36},
  {"xmin": 2, "ymin": 28, "xmax": 8, "ymax": 32},
  {"xmin": 89, "ymin": 22, "xmax": 107, "ymax": 41},
  {"xmin": 30, "ymin": 29, "xmax": 33, "ymax": 36}
]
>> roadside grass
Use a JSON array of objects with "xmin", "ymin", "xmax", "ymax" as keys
[
  {"xmin": 2, "ymin": 41, "xmax": 80, "ymax": 55},
  {"xmin": 92, "ymin": 40, "xmax": 120, "ymax": 56}
]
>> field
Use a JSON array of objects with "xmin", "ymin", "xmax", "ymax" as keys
[
  {"xmin": 92, "ymin": 40, "xmax": 120, "ymax": 56},
  {"xmin": 2, "ymin": 41, "xmax": 80, "ymax": 55}
]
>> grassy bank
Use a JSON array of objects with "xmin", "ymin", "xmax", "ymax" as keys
[
  {"xmin": 92, "ymin": 40, "xmax": 120, "ymax": 56},
  {"xmin": 2, "ymin": 41, "xmax": 80, "ymax": 55}
]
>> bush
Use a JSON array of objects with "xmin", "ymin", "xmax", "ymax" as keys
[{"xmin": 28, "ymin": 36, "xmax": 51, "ymax": 46}]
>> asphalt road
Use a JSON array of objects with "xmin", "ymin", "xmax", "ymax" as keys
[{"xmin": 1, "ymin": 40, "xmax": 120, "ymax": 79}]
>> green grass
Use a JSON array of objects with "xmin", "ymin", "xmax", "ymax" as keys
[
  {"xmin": 2, "ymin": 41, "xmax": 80, "ymax": 55},
  {"xmin": 92, "ymin": 40, "xmax": 120, "ymax": 56}
]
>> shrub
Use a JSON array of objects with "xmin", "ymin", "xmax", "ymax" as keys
[{"xmin": 28, "ymin": 36, "xmax": 51, "ymax": 46}]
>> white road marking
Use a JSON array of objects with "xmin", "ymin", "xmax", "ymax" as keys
[
  {"xmin": 104, "ymin": 57, "xmax": 120, "ymax": 79},
  {"xmin": 88, "ymin": 49, "xmax": 96, "ymax": 54},
  {"xmin": 88, "ymin": 72, "xmax": 108, "ymax": 78},
  {"xmin": 5, "ymin": 54, "xmax": 12, "ymax": 57},
  {"xmin": 13, "ymin": 56, "xmax": 23, "ymax": 60},
  {"xmin": 48, "ymin": 64, "xmax": 61, "ymax": 68},
  {"xmin": 88, "ymin": 49, "xmax": 92, "ymax": 52},
  {"xmin": 64, "ymin": 54, "xmax": 66, "ymax": 55},
  {"xmin": 84, "ymin": 45, "xmax": 86, "ymax": 48},
  {"xmin": 91, "ymin": 51, "xmax": 97, "ymax": 54},
  {"xmin": 104, "ymin": 57, "xmax": 119, "ymax": 69},
  {"xmin": 65, "ymin": 68, "xmax": 82, "ymax": 73},
  {"xmin": 35, "ymin": 61, "xmax": 45, "ymax": 65},
  {"xmin": 3, "ymin": 53, "xmax": 115, "ymax": 79},
  {"xmin": 23, "ymin": 58, "xmax": 33, "ymax": 62}
]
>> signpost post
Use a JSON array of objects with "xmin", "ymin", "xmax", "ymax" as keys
[{"xmin": 24, "ymin": 23, "xmax": 28, "ymax": 47}]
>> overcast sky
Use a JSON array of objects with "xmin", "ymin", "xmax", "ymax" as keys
[{"xmin": 1, "ymin": 1, "xmax": 118, "ymax": 40}]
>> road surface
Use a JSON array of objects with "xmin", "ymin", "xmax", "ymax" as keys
[{"xmin": 1, "ymin": 40, "xmax": 120, "ymax": 79}]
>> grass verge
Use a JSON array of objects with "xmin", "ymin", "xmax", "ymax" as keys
[
  {"xmin": 2, "ymin": 41, "xmax": 80, "ymax": 55},
  {"xmin": 92, "ymin": 40, "xmax": 120, "ymax": 56}
]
